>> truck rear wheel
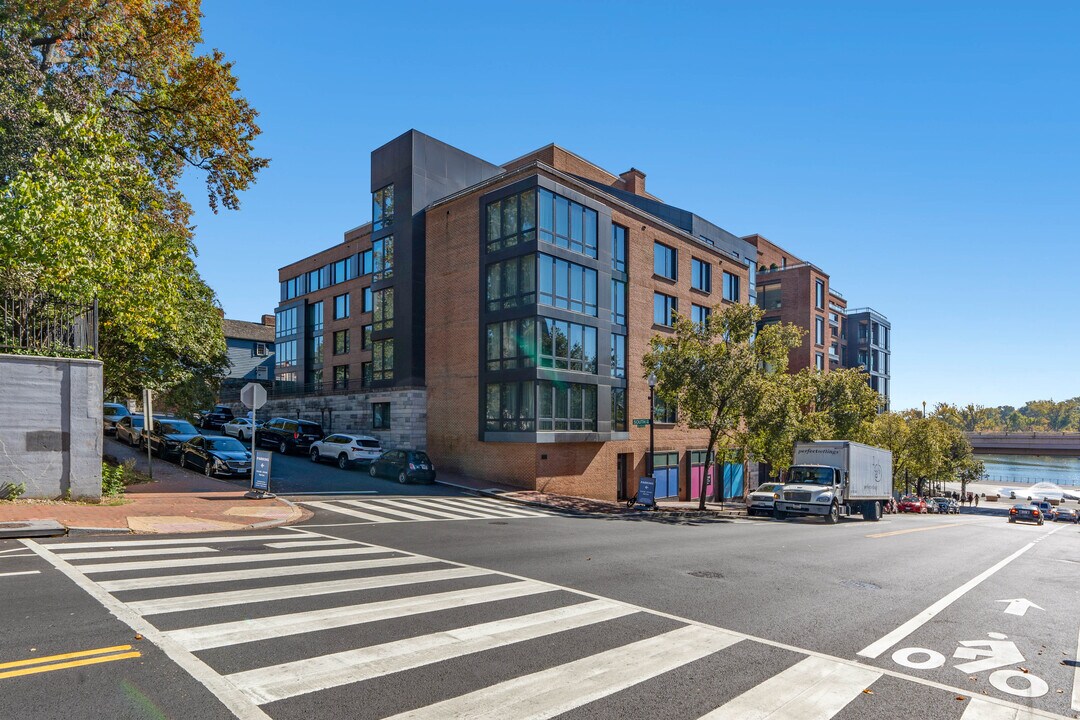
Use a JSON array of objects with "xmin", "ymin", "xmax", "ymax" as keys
[
  {"xmin": 825, "ymin": 501, "xmax": 840, "ymax": 524},
  {"xmin": 862, "ymin": 501, "xmax": 882, "ymax": 521}
]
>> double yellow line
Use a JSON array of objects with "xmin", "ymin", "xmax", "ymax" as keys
[{"xmin": 0, "ymin": 644, "xmax": 141, "ymax": 680}]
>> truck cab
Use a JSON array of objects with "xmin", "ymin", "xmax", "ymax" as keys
[{"xmin": 776, "ymin": 465, "xmax": 846, "ymax": 521}]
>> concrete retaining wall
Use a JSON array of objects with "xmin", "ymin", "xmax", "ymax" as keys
[
  {"xmin": 0, "ymin": 354, "xmax": 103, "ymax": 498},
  {"xmin": 231, "ymin": 388, "xmax": 427, "ymax": 451}
]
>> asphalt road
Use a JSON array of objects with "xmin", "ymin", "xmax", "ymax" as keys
[{"xmin": 3, "ymin": 491, "xmax": 1079, "ymax": 719}]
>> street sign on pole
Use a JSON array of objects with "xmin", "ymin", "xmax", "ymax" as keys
[
  {"xmin": 632, "ymin": 418, "xmax": 650, "ymax": 428},
  {"xmin": 240, "ymin": 382, "xmax": 267, "ymax": 410},
  {"xmin": 142, "ymin": 388, "xmax": 154, "ymax": 479}
]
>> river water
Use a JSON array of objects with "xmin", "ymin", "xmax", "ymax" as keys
[{"xmin": 977, "ymin": 453, "xmax": 1080, "ymax": 487}]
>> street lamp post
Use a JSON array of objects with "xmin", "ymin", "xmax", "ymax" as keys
[{"xmin": 647, "ymin": 372, "xmax": 657, "ymax": 477}]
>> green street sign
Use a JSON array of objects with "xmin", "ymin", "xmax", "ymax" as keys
[{"xmin": 632, "ymin": 418, "xmax": 651, "ymax": 427}]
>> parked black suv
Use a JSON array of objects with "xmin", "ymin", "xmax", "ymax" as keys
[
  {"xmin": 256, "ymin": 417, "xmax": 324, "ymax": 455},
  {"xmin": 198, "ymin": 405, "xmax": 235, "ymax": 430},
  {"xmin": 142, "ymin": 418, "xmax": 201, "ymax": 459}
]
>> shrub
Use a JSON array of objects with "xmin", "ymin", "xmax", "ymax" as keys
[
  {"xmin": 1, "ymin": 482, "xmax": 27, "ymax": 500},
  {"xmin": 101, "ymin": 462, "xmax": 127, "ymax": 498}
]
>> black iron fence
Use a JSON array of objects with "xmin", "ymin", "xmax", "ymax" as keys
[{"xmin": 0, "ymin": 295, "xmax": 98, "ymax": 357}]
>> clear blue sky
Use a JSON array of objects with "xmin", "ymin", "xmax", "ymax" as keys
[{"xmin": 187, "ymin": 1, "xmax": 1080, "ymax": 413}]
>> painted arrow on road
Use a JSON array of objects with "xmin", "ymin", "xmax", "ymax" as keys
[{"xmin": 997, "ymin": 598, "xmax": 1043, "ymax": 616}]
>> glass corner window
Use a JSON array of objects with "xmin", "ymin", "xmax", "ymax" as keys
[{"xmin": 373, "ymin": 184, "xmax": 394, "ymax": 231}]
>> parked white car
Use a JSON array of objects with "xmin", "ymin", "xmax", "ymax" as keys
[
  {"xmin": 747, "ymin": 482, "xmax": 784, "ymax": 517},
  {"xmin": 222, "ymin": 417, "xmax": 263, "ymax": 441},
  {"xmin": 309, "ymin": 434, "xmax": 383, "ymax": 470}
]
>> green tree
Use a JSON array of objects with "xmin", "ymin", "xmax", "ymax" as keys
[
  {"xmin": 643, "ymin": 303, "xmax": 802, "ymax": 510},
  {"xmin": 801, "ymin": 367, "xmax": 880, "ymax": 442},
  {"xmin": 867, "ymin": 411, "xmax": 911, "ymax": 493}
]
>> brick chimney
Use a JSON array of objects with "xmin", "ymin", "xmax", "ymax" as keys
[
  {"xmin": 262, "ymin": 314, "xmax": 275, "ymax": 327},
  {"xmin": 619, "ymin": 168, "xmax": 646, "ymax": 196}
]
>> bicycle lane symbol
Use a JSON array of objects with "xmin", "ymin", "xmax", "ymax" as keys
[{"xmin": 891, "ymin": 632, "xmax": 1049, "ymax": 699}]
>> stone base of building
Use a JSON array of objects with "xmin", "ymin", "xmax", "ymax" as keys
[{"xmin": 230, "ymin": 388, "xmax": 426, "ymax": 451}]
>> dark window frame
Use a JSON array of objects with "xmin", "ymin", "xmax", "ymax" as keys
[
  {"xmin": 654, "ymin": 242, "xmax": 677, "ymax": 280},
  {"xmin": 691, "ymin": 258, "xmax": 711, "ymax": 292}
]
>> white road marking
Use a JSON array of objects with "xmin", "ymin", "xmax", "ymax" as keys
[
  {"xmin": 228, "ymin": 599, "xmax": 636, "ymax": 705},
  {"xmin": 403, "ymin": 496, "xmax": 504, "ymax": 519},
  {"xmin": 858, "ymin": 525, "xmax": 1067, "ymax": 659},
  {"xmin": 43, "ymin": 534, "xmax": 295, "ymax": 550},
  {"xmin": 997, "ymin": 598, "xmax": 1043, "ymax": 616},
  {"xmin": 343, "ymin": 498, "xmax": 447, "ymax": 521},
  {"xmin": 1072, "ymin": 623, "xmax": 1080, "ymax": 712},
  {"xmin": 0, "ymin": 547, "xmax": 34, "ymax": 555},
  {"xmin": 370, "ymin": 497, "xmax": 510, "ymax": 520},
  {"xmin": 300, "ymin": 500, "xmax": 395, "ymax": 523},
  {"xmin": 441, "ymin": 496, "xmax": 553, "ymax": 518},
  {"xmin": 281, "ymin": 490, "xmax": 378, "ymax": 495},
  {"xmin": 382, "ymin": 625, "xmax": 741, "ymax": 720},
  {"xmin": 167, "ymin": 580, "xmax": 554, "ymax": 651},
  {"xmin": 97, "ymin": 554, "xmax": 433, "ymax": 592},
  {"xmin": 128, "ymin": 567, "xmax": 489, "ymax": 615},
  {"xmin": 700, "ymin": 655, "xmax": 882, "ymax": 719},
  {"xmin": 75, "ymin": 545, "xmax": 387, "ymax": 574},
  {"xmin": 961, "ymin": 698, "xmax": 1044, "ymax": 719},
  {"xmin": 20, "ymin": 540, "xmax": 272, "ymax": 720},
  {"xmin": 262, "ymin": 539, "xmax": 352, "ymax": 549},
  {"xmin": 0, "ymin": 570, "xmax": 41, "ymax": 578},
  {"xmin": 55, "ymin": 546, "xmax": 220, "ymax": 560}
]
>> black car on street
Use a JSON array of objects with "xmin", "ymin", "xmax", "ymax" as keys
[
  {"xmin": 1008, "ymin": 504, "xmax": 1044, "ymax": 526},
  {"xmin": 256, "ymin": 417, "xmax": 325, "ymax": 455},
  {"xmin": 198, "ymin": 405, "xmax": 235, "ymax": 430},
  {"xmin": 368, "ymin": 450, "xmax": 436, "ymax": 484},
  {"xmin": 142, "ymin": 418, "xmax": 201, "ymax": 459},
  {"xmin": 180, "ymin": 435, "xmax": 252, "ymax": 478}
]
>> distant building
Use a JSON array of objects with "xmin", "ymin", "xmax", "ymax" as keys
[
  {"xmin": 744, "ymin": 234, "xmax": 890, "ymax": 410},
  {"xmin": 222, "ymin": 315, "xmax": 275, "ymax": 390}
]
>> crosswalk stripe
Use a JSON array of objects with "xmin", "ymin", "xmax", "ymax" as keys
[
  {"xmin": 344, "ymin": 499, "xmax": 450, "ymax": 521},
  {"xmin": 301, "ymin": 500, "xmax": 395, "ymax": 523},
  {"xmin": 45, "ymin": 534, "xmax": 295, "ymax": 550},
  {"xmin": 263, "ymin": 539, "xmax": 352, "ymax": 549},
  {"xmin": 56, "ymin": 546, "xmax": 220, "ymax": 560},
  {"xmin": 168, "ymin": 580, "xmax": 556, "ymax": 652},
  {"xmin": 383, "ymin": 624, "xmax": 741, "ymax": 720},
  {"xmin": 364, "ymin": 497, "xmax": 496, "ymax": 520},
  {"xmin": 76, "ymin": 546, "xmax": 387, "ymax": 574},
  {"xmin": 128, "ymin": 567, "xmax": 489, "ymax": 615},
  {"xmin": 960, "ymin": 698, "xmax": 1043, "ymax": 719},
  {"xmin": 403, "ymin": 497, "xmax": 502, "ymax": 519},
  {"xmin": 698, "ymin": 655, "xmax": 882, "ymax": 720},
  {"xmin": 98, "ymin": 554, "xmax": 433, "ymax": 592},
  {"xmin": 227, "ymin": 599, "xmax": 637, "ymax": 705},
  {"xmin": 441, "ymin": 497, "xmax": 551, "ymax": 518}
]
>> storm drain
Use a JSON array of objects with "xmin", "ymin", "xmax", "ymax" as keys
[
  {"xmin": 688, "ymin": 570, "xmax": 725, "ymax": 580},
  {"xmin": 839, "ymin": 579, "xmax": 880, "ymax": 591}
]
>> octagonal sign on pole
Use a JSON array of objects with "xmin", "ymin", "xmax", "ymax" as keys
[
  {"xmin": 240, "ymin": 382, "xmax": 271, "ymax": 498},
  {"xmin": 240, "ymin": 382, "xmax": 267, "ymax": 410}
]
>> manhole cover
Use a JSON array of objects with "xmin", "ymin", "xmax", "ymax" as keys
[
  {"xmin": 0, "ymin": 522, "xmax": 31, "ymax": 530},
  {"xmin": 839, "ymin": 579, "xmax": 880, "ymax": 590},
  {"xmin": 688, "ymin": 570, "xmax": 724, "ymax": 580}
]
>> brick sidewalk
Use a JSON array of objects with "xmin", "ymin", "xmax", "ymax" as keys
[{"xmin": 0, "ymin": 437, "xmax": 307, "ymax": 534}]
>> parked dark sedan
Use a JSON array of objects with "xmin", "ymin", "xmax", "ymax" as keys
[
  {"xmin": 103, "ymin": 403, "xmax": 130, "ymax": 435},
  {"xmin": 368, "ymin": 450, "xmax": 436, "ymax": 484},
  {"xmin": 198, "ymin": 405, "xmax": 235, "ymax": 430},
  {"xmin": 142, "ymin": 418, "xmax": 201, "ymax": 459},
  {"xmin": 1008, "ymin": 504, "xmax": 1044, "ymax": 526},
  {"xmin": 180, "ymin": 435, "xmax": 252, "ymax": 478},
  {"xmin": 1054, "ymin": 507, "xmax": 1079, "ymax": 523},
  {"xmin": 256, "ymin": 417, "xmax": 324, "ymax": 455}
]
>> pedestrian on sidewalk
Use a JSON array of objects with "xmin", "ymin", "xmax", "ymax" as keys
[{"xmin": 974, "ymin": 494, "xmax": 979, "ymax": 507}]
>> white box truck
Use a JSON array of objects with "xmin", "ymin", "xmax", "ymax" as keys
[{"xmin": 774, "ymin": 441, "xmax": 893, "ymax": 523}]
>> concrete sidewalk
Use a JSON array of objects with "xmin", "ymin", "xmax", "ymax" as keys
[
  {"xmin": 0, "ymin": 437, "xmax": 307, "ymax": 535},
  {"xmin": 434, "ymin": 471, "xmax": 747, "ymax": 517}
]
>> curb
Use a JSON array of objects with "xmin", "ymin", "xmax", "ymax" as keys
[
  {"xmin": 67, "ymin": 526, "xmax": 132, "ymax": 535},
  {"xmin": 245, "ymin": 497, "xmax": 308, "ymax": 530}
]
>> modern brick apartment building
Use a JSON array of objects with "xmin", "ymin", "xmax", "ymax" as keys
[
  {"xmin": 271, "ymin": 130, "xmax": 758, "ymax": 501},
  {"xmin": 745, "ymin": 234, "xmax": 891, "ymax": 409}
]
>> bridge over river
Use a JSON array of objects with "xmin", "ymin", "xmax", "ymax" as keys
[{"xmin": 966, "ymin": 432, "xmax": 1080, "ymax": 457}]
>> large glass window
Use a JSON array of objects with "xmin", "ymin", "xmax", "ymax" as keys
[
  {"xmin": 538, "ymin": 254, "xmax": 597, "ymax": 316},
  {"xmin": 815, "ymin": 353, "xmax": 824, "ymax": 371},
  {"xmin": 486, "ymin": 255, "xmax": 537, "ymax": 312},
  {"xmin": 539, "ymin": 319, "xmax": 597, "ymax": 373},
  {"xmin": 538, "ymin": 189, "xmax": 597, "ymax": 258},
  {"xmin": 654, "ymin": 242, "xmax": 677, "ymax": 279},
  {"xmin": 758, "ymin": 283, "xmax": 781, "ymax": 310},
  {"xmin": 372, "ymin": 402, "xmax": 391, "ymax": 429},
  {"xmin": 373, "ymin": 184, "xmax": 394, "ymax": 231},
  {"xmin": 654, "ymin": 292, "xmax": 677, "ymax": 326},
  {"xmin": 363, "ymin": 286, "xmax": 373, "ymax": 313},
  {"xmin": 723, "ymin": 271, "xmax": 740, "ymax": 302},
  {"xmin": 372, "ymin": 339, "xmax": 393, "ymax": 381},
  {"xmin": 333, "ymin": 364, "xmax": 350, "ymax": 389},
  {"xmin": 611, "ymin": 279, "xmax": 626, "ymax": 326},
  {"xmin": 654, "ymin": 396, "xmax": 677, "ymax": 424},
  {"xmin": 612, "ymin": 224, "xmax": 628, "ymax": 273},
  {"xmin": 307, "ymin": 267, "xmax": 327, "ymax": 293},
  {"xmin": 281, "ymin": 276, "xmax": 301, "ymax": 301},
  {"xmin": 373, "ymin": 288, "xmax": 394, "ymax": 331},
  {"xmin": 484, "ymin": 381, "xmax": 536, "ymax": 432},
  {"xmin": 333, "ymin": 329, "xmax": 350, "ymax": 355},
  {"xmin": 815, "ymin": 316, "xmax": 825, "ymax": 345},
  {"xmin": 308, "ymin": 335, "xmax": 323, "ymax": 365},
  {"xmin": 610, "ymin": 333, "xmax": 626, "ymax": 378},
  {"xmin": 334, "ymin": 293, "xmax": 350, "ymax": 320},
  {"xmin": 359, "ymin": 249, "xmax": 373, "ymax": 276},
  {"xmin": 486, "ymin": 318, "xmax": 537, "ymax": 371},
  {"xmin": 275, "ymin": 307, "xmax": 297, "ymax": 337},
  {"xmin": 487, "ymin": 189, "xmax": 537, "ymax": 253},
  {"xmin": 307, "ymin": 301, "xmax": 323, "ymax": 333},
  {"xmin": 373, "ymin": 236, "xmax": 394, "ymax": 281},
  {"xmin": 611, "ymin": 387, "xmax": 627, "ymax": 432},
  {"xmin": 815, "ymin": 279, "xmax": 825, "ymax": 309},
  {"xmin": 537, "ymin": 381, "xmax": 597, "ymax": 431},
  {"xmin": 692, "ymin": 258, "xmax": 711, "ymax": 292},
  {"xmin": 275, "ymin": 339, "xmax": 297, "ymax": 370},
  {"xmin": 361, "ymin": 324, "xmax": 372, "ymax": 350},
  {"xmin": 306, "ymin": 368, "xmax": 322, "ymax": 388},
  {"xmin": 691, "ymin": 304, "xmax": 710, "ymax": 327},
  {"xmin": 332, "ymin": 258, "xmax": 354, "ymax": 285}
]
